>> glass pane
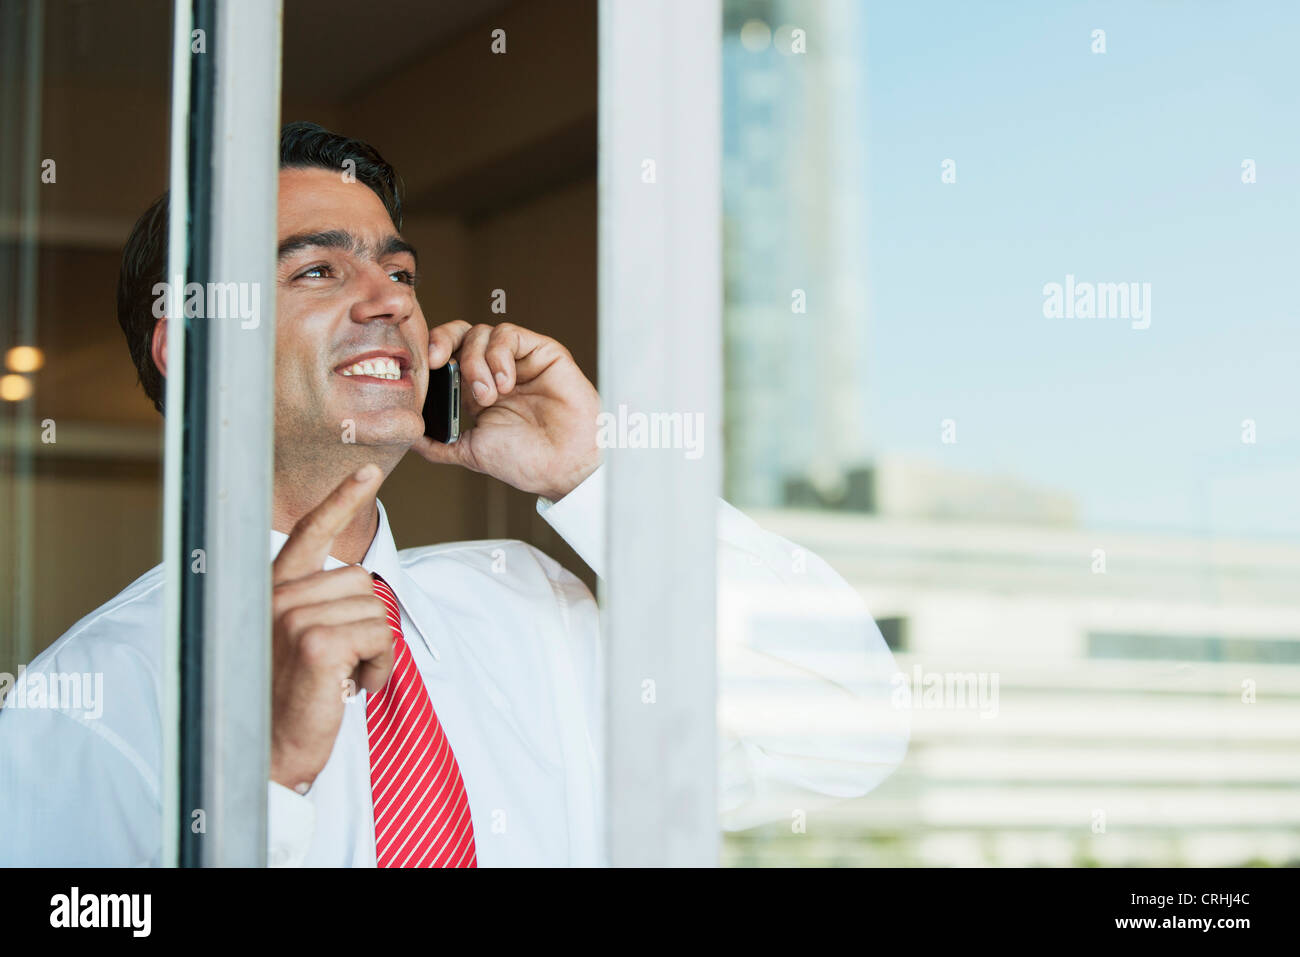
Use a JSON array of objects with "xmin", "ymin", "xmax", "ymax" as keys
[
  {"xmin": 265, "ymin": 1, "xmax": 601, "ymax": 866},
  {"xmin": 722, "ymin": 0, "xmax": 1300, "ymax": 866},
  {"xmin": 0, "ymin": 0, "xmax": 172, "ymax": 863}
]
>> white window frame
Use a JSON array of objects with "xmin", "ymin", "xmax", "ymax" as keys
[
  {"xmin": 162, "ymin": 0, "xmax": 282, "ymax": 867},
  {"xmin": 598, "ymin": 0, "xmax": 722, "ymax": 866}
]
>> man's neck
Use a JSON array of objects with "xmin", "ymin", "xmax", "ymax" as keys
[{"xmin": 272, "ymin": 463, "xmax": 388, "ymax": 565}]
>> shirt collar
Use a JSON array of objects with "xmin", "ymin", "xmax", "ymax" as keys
[{"xmin": 269, "ymin": 498, "xmax": 440, "ymax": 660}]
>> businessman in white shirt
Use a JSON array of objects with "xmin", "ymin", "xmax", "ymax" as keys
[{"xmin": 0, "ymin": 122, "xmax": 907, "ymax": 867}]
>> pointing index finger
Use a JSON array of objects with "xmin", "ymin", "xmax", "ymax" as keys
[{"xmin": 273, "ymin": 464, "xmax": 382, "ymax": 583}]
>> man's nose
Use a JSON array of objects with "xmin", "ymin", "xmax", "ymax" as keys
[{"xmin": 349, "ymin": 264, "xmax": 412, "ymax": 324}]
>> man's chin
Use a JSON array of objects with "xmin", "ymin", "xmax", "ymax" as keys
[{"xmin": 335, "ymin": 407, "xmax": 426, "ymax": 449}]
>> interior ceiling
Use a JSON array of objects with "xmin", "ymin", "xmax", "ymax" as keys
[
  {"xmin": 41, "ymin": 0, "xmax": 515, "ymax": 101},
  {"xmin": 283, "ymin": 0, "xmax": 516, "ymax": 101}
]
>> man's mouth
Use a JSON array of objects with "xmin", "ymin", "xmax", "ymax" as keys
[{"xmin": 334, "ymin": 350, "xmax": 412, "ymax": 382}]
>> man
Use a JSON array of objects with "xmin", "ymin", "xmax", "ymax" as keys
[{"xmin": 0, "ymin": 122, "xmax": 907, "ymax": 866}]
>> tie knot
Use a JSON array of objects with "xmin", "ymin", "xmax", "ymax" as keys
[{"xmin": 370, "ymin": 572, "xmax": 402, "ymax": 638}]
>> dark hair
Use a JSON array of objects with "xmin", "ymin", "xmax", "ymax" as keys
[{"xmin": 115, "ymin": 121, "xmax": 404, "ymax": 413}]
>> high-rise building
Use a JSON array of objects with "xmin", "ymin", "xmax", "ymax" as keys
[{"xmin": 723, "ymin": 0, "xmax": 872, "ymax": 508}]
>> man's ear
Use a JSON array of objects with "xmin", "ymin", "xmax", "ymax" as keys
[{"xmin": 151, "ymin": 317, "xmax": 168, "ymax": 378}]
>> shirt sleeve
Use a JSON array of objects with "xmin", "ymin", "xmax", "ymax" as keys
[
  {"xmin": 0, "ymin": 705, "xmax": 161, "ymax": 866},
  {"xmin": 0, "ymin": 696, "xmax": 320, "ymax": 868},
  {"xmin": 537, "ymin": 463, "xmax": 910, "ymax": 832}
]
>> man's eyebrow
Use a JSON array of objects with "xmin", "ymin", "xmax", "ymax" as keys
[
  {"xmin": 378, "ymin": 235, "xmax": 419, "ymax": 269},
  {"xmin": 277, "ymin": 229, "xmax": 356, "ymax": 261},
  {"xmin": 277, "ymin": 229, "xmax": 419, "ymax": 268}
]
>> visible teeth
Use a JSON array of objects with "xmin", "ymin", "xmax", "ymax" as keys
[{"xmin": 340, "ymin": 357, "xmax": 402, "ymax": 379}]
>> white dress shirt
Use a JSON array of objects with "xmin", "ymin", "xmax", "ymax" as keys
[{"xmin": 0, "ymin": 464, "xmax": 908, "ymax": 866}]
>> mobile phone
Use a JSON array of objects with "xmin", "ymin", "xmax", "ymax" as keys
[{"xmin": 422, "ymin": 359, "xmax": 460, "ymax": 443}]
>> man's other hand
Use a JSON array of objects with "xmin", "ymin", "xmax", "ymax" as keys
[{"xmin": 412, "ymin": 321, "xmax": 601, "ymax": 501}]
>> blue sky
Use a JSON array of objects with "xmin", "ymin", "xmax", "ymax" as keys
[{"xmin": 861, "ymin": 0, "xmax": 1300, "ymax": 539}]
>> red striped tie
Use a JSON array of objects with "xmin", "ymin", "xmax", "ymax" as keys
[{"xmin": 367, "ymin": 572, "xmax": 477, "ymax": 868}]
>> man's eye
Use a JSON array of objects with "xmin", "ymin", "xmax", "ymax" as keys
[
  {"xmin": 298, "ymin": 264, "xmax": 332, "ymax": 279},
  {"xmin": 390, "ymin": 269, "xmax": 417, "ymax": 286}
]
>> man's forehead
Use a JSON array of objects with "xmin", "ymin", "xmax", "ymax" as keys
[
  {"xmin": 277, "ymin": 166, "xmax": 393, "ymax": 234},
  {"xmin": 275, "ymin": 168, "xmax": 412, "ymax": 263}
]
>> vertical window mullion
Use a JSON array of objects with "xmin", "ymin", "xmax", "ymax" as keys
[
  {"xmin": 164, "ymin": 0, "xmax": 282, "ymax": 868},
  {"xmin": 598, "ymin": 0, "xmax": 722, "ymax": 866}
]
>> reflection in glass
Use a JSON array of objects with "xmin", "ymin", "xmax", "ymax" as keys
[{"xmin": 722, "ymin": 0, "xmax": 1300, "ymax": 866}]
